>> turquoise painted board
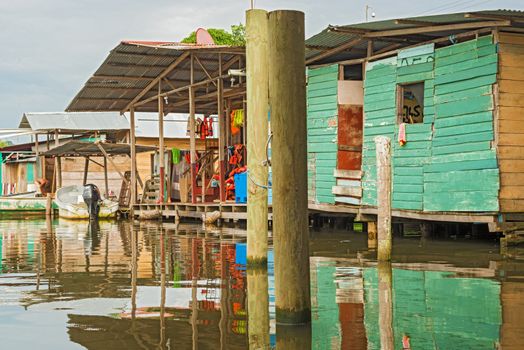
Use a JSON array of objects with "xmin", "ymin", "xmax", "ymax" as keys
[
  {"xmin": 307, "ymin": 65, "xmax": 339, "ymax": 204},
  {"xmin": 26, "ymin": 163, "xmax": 34, "ymax": 184},
  {"xmin": 361, "ymin": 35, "xmax": 499, "ymax": 212}
]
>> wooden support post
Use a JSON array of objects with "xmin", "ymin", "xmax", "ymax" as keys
[
  {"xmin": 130, "ymin": 107, "xmax": 137, "ymax": 207},
  {"xmin": 246, "ymin": 10, "xmax": 270, "ymax": 346},
  {"xmin": 103, "ymin": 156, "xmax": 109, "ymax": 198},
  {"xmin": 95, "ymin": 143, "xmax": 129, "ymax": 185},
  {"xmin": 368, "ymin": 221, "xmax": 378, "ymax": 249},
  {"xmin": 378, "ymin": 261, "xmax": 394, "ymax": 350},
  {"xmin": 375, "ymin": 136, "xmax": 392, "ymax": 261},
  {"xmin": 189, "ymin": 54, "xmax": 197, "ymax": 204},
  {"xmin": 46, "ymin": 193, "xmax": 53, "ymax": 217},
  {"xmin": 217, "ymin": 56, "xmax": 226, "ymax": 203},
  {"xmin": 83, "ymin": 157, "xmax": 89, "ymax": 185},
  {"xmin": 35, "ymin": 133, "xmax": 41, "ymax": 179},
  {"xmin": 158, "ymin": 83, "xmax": 165, "ymax": 204},
  {"xmin": 54, "ymin": 130, "xmax": 62, "ymax": 189},
  {"xmin": 247, "ymin": 9, "xmax": 270, "ymax": 267},
  {"xmin": 269, "ymin": 10, "xmax": 310, "ymax": 325}
]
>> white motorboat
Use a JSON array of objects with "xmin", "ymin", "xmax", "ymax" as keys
[{"xmin": 55, "ymin": 185, "xmax": 118, "ymax": 219}]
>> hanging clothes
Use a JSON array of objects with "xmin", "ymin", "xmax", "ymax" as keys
[
  {"xmin": 232, "ymin": 109, "xmax": 244, "ymax": 128},
  {"xmin": 171, "ymin": 148, "xmax": 181, "ymax": 164},
  {"xmin": 398, "ymin": 123, "xmax": 407, "ymax": 146}
]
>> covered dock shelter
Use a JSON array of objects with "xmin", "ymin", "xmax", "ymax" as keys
[{"xmin": 67, "ymin": 40, "xmax": 246, "ymax": 208}]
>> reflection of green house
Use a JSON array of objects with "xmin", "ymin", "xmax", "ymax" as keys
[{"xmin": 363, "ymin": 268, "xmax": 501, "ymax": 349}]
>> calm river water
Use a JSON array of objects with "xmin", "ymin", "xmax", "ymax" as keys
[{"xmin": 0, "ymin": 218, "xmax": 523, "ymax": 349}]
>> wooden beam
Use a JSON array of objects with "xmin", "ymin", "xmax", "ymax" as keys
[
  {"xmin": 95, "ymin": 142, "xmax": 129, "ymax": 185},
  {"xmin": 306, "ymin": 37, "xmax": 363, "ymax": 64},
  {"xmin": 130, "ymin": 107, "xmax": 137, "ymax": 206},
  {"xmin": 194, "ymin": 55, "xmax": 217, "ymax": 87},
  {"xmin": 83, "ymin": 157, "xmax": 89, "ymax": 185},
  {"xmin": 122, "ymin": 51, "xmax": 190, "ymax": 113},
  {"xmin": 189, "ymin": 54, "xmax": 197, "ymax": 204},
  {"xmin": 465, "ymin": 12, "xmax": 524, "ymax": 23},
  {"xmin": 365, "ymin": 20, "xmax": 511, "ymax": 38},
  {"xmin": 89, "ymin": 75, "xmax": 154, "ymax": 82},
  {"xmin": 394, "ymin": 19, "xmax": 438, "ymax": 26},
  {"xmin": 217, "ymin": 54, "xmax": 226, "ymax": 203}
]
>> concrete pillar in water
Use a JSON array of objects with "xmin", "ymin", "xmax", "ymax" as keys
[
  {"xmin": 269, "ymin": 9, "xmax": 311, "ymax": 325},
  {"xmin": 246, "ymin": 9, "xmax": 269, "ymax": 266},
  {"xmin": 378, "ymin": 261, "xmax": 394, "ymax": 350},
  {"xmin": 375, "ymin": 136, "xmax": 392, "ymax": 261}
]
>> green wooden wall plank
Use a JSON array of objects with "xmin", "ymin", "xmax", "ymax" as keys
[
  {"xmin": 434, "ymin": 75, "xmax": 497, "ymax": 95},
  {"xmin": 434, "ymin": 64, "xmax": 497, "ymax": 85},
  {"xmin": 393, "ymin": 175, "xmax": 424, "ymax": 185},
  {"xmin": 434, "ymin": 85, "xmax": 492, "ymax": 104},
  {"xmin": 435, "ymin": 94, "xmax": 493, "ymax": 118},
  {"xmin": 308, "ymin": 87, "xmax": 338, "ymax": 98},
  {"xmin": 432, "ymin": 131, "xmax": 494, "ymax": 147},
  {"xmin": 397, "ymin": 71, "xmax": 434, "ymax": 83},
  {"xmin": 424, "ymin": 158, "xmax": 498, "ymax": 173},
  {"xmin": 424, "ymin": 169, "xmax": 499, "ymax": 183},
  {"xmin": 397, "ymin": 61, "xmax": 434, "ymax": 76},
  {"xmin": 423, "ymin": 191, "xmax": 498, "ymax": 212},
  {"xmin": 435, "ymin": 53, "xmax": 497, "ymax": 76},
  {"xmin": 432, "ymin": 141, "xmax": 492, "ymax": 156},
  {"xmin": 394, "ymin": 183, "xmax": 424, "ymax": 193},
  {"xmin": 434, "ymin": 121, "xmax": 493, "ymax": 137}
]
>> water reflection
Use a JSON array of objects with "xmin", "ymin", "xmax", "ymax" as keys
[{"xmin": 0, "ymin": 221, "xmax": 523, "ymax": 349}]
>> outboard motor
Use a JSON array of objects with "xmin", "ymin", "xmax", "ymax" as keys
[{"xmin": 83, "ymin": 184, "xmax": 101, "ymax": 220}]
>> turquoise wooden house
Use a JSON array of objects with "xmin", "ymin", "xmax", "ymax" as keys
[{"xmin": 306, "ymin": 10, "xmax": 524, "ymax": 227}]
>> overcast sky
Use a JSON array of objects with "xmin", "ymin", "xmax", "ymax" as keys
[{"xmin": 0, "ymin": 0, "xmax": 522, "ymax": 129}]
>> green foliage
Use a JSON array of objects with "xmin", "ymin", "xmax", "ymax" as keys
[
  {"xmin": 0, "ymin": 140, "xmax": 12, "ymax": 148},
  {"xmin": 181, "ymin": 24, "xmax": 245, "ymax": 46}
]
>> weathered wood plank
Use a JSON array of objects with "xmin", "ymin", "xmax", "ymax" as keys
[
  {"xmin": 499, "ymin": 93, "xmax": 524, "ymax": 107},
  {"xmin": 435, "ymin": 121, "xmax": 493, "ymax": 137},
  {"xmin": 500, "ymin": 199, "xmax": 524, "ymax": 212},
  {"xmin": 498, "ymin": 146, "xmax": 524, "ymax": 159},
  {"xmin": 332, "ymin": 185, "xmax": 362, "ymax": 197},
  {"xmin": 435, "ymin": 94, "xmax": 493, "ymax": 118},
  {"xmin": 500, "ymin": 160, "xmax": 524, "ymax": 173},
  {"xmin": 499, "ymin": 66, "xmax": 524, "ymax": 81},
  {"xmin": 500, "ymin": 120, "xmax": 524, "ymax": 134},
  {"xmin": 432, "ymin": 131, "xmax": 494, "ymax": 147},
  {"xmin": 498, "ymin": 133, "xmax": 524, "ymax": 146},
  {"xmin": 432, "ymin": 141, "xmax": 492, "ymax": 155},
  {"xmin": 499, "ymin": 53, "xmax": 524, "ymax": 68},
  {"xmin": 424, "ymin": 191, "xmax": 498, "ymax": 212},
  {"xmin": 434, "ymin": 63, "xmax": 497, "ymax": 85},
  {"xmin": 424, "ymin": 158, "xmax": 498, "ymax": 173},
  {"xmin": 433, "ymin": 111, "xmax": 492, "ymax": 128},
  {"xmin": 499, "ymin": 33, "xmax": 524, "ymax": 45},
  {"xmin": 501, "ymin": 173, "xmax": 524, "ymax": 186},
  {"xmin": 334, "ymin": 196, "xmax": 361, "ymax": 205},
  {"xmin": 500, "ymin": 186, "xmax": 524, "ymax": 200},
  {"xmin": 434, "ymin": 75, "xmax": 496, "ymax": 95},
  {"xmin": 333, "ymin": 169, "xmax": 362, "ymax": 179}
]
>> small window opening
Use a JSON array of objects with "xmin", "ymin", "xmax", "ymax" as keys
[{"xmin": 398, "ymin": 82, "xmax": 424, "ymax": 124}]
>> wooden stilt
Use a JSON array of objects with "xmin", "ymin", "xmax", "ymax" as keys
[
  {"xmin": 269, "ymin": 10, "xmax": 311, "ymax": 325},
  {"xmin": 54, "ymin": 130, "xmax": 62, "ymax": 189},
  {"xmin": 246, "ymin": 9, "xmax": 270, "ymax": 267},
  {"xmin": 375, "ymin": 136, "xmax": 392, "ymax": 261},
  {"xmin": 130, "ymin": 107, "xmax": 137, "ymax": 207},
  {"xmin": 158, "ymin": 83, "xmax": 165, "ymax": 203},
  {"xmin": 368, "ymin": 221, "xmax": 378, "ymax": 249},
  {"xmin": 217, "ymin": 56, "xmax": 226, "ymax": 203},
  {"xmin": 103, "ymin": 156, "xmax": 109, "ymax": 198},
  {"xmin": 83, "ymin": 157, "xmax": 89, "ymax": 185},
  {"xmin": 189, "ymin": 54, "xmax": 197, "ymax": 204}
]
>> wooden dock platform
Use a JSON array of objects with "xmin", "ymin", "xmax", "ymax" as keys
[{"xmin": 132, "ymin": 202, "xmax": 273, "ymax": 222}]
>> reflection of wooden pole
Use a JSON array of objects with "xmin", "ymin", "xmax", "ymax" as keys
[
  {"xmin": 159, "ymin": 229, "xmax": 166, "ymax": 347},
  {"xmin": 219, "ymin": 244, "xmax": 229, "ymax": 350},
  {"xmin": 131, "ymin": 228, "xmax": 137, "ymax": 320},
  {"xmin": 375, "ymin": 136, "xmax": 392, "ymax": 261},
  {"xmin": 159, "ymin": 83, "xmax": 165, "ymax": 203},
  {"xmin": 276, "ymin": 324, "xmax": 312, "ymax": 349},
  {"xmin": 269, "ymin": 10, "xmax": 311, "ymax": 325},
  {"xmin": 247, "ymin": 9, "xmax": 269, "ymax": 266},
  {"xmin": 130, "ymin": 107, "xmax": 137, "ymax": 208},
  {"xmin": 378, "ymin": 262, "xmax": 394, "ymax": 350},
  {"xmin": 247, "ymin": 268, "xmax": 270, "ymax": 349},
  {"xmin": 46, "ymin": 193, "xmax": 53, "ymax": 217}
]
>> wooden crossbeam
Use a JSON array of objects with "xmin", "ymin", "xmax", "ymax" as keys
[
  {"xmin": 365, "ymin": 20, "xmax": 511, "ymax": 37},
  {"xmin": 306, "ymin": 37, "xmax": 363, "ymax": 64},
  {"xmin": 122, "ymin": 51, "xmax": 190, "ymax": 113},
  {"xmin": 394, "ymin": 19, "xmax": 438, "ymax": 26},
  {"xmin": 89, "ymin": 75, "xmax": 154, "ymax": 82}
]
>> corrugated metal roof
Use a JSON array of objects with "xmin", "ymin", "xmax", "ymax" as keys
[
  {"xmin": 67, "ymin": 41, "xmax": 245, "ymax": 114},
  {"xmin": 19, "ymin": 112, "xmax": 129, "ymax": 132},
  {"xmin": 306, "ymin": 9, "xmax": 524, "ymax": 65}
]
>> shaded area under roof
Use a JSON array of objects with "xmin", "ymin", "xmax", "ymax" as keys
[
  {"xmin": 306, "ymin": 9, "xmax": 524, "ymax": 65},
  {"xmin": 40, "ymin": 141, "xmax": 156, "ymax": 157},
  {"xmin": 19, "ymin": 112, "xmax": 129, "ymax": 132},
  {"xmin": 66, "ymin": 41, "xmax": 245, "ymax": 114}
]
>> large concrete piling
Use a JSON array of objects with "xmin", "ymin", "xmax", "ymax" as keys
[{"xmin": 269, "ymin": 9, "xmax": 311, "ymax": 325}]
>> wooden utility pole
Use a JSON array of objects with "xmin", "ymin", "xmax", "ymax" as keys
[
  {"xmin": 269, "ymin": 9, "xmax": 311, "ymax": 325},
  {"xmin": 246, "ymin": 9, "xmax": 270, "ymax": 266},
  {"xmin": 217, "ymin": 56, "xmax": 226, "ymax": 202},
  {"xmin": 130, "ymin": 107, "xmax": 137, "ymax": 207},
  {"xmin": 375, "ymin": 136, "xmax": 392, "ymax": 261},
  {"xmin": 158, "ymin": 83, "xmax": 165, "ymax": 203}
]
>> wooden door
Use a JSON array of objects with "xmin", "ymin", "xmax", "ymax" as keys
[{"xmin": 337, "ymin": 105, "xmax": 363, "ymax": 170}]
